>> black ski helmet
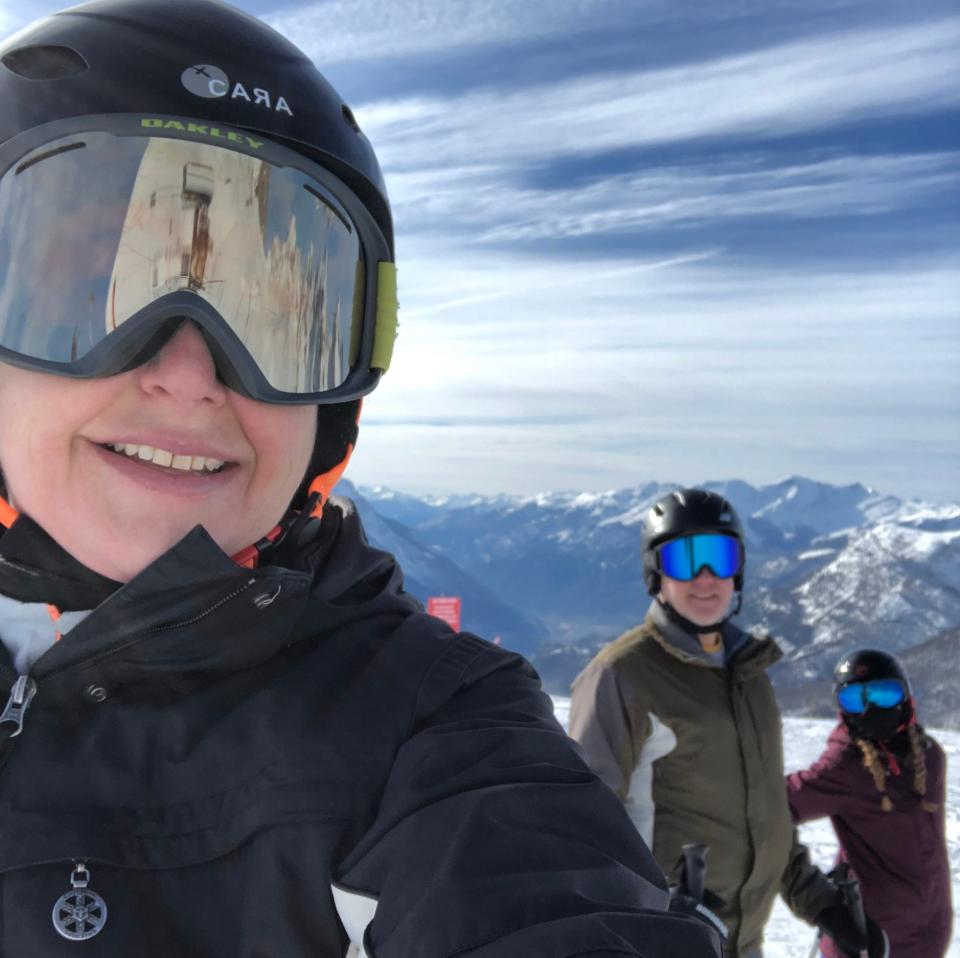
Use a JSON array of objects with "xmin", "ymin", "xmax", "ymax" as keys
[
  {"xmin": 0, "ymin": 0, "xmax": 392, "ymax": 254},
  {"xmin": 834, "ymin": 648, "xmax": 914, "ymax": 740},
  {"xmin": 641, "ymin": 488, "xmax": 746, "ymax": 596},
  {"xmin": 0, "ymin": 0, "xmax": 395, "ymax": 514},
  {"xmin": 834, "ymin": 648, "xmax": 910, "ymax": 691}
]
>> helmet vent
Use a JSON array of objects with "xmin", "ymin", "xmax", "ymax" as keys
[
  {"xmin": 341, "ymin": 104, "xmax": 362, "ymax": 134},
  {"xmin": 1, "ymin": 45, "xmax": 88, "ymax": 80}
]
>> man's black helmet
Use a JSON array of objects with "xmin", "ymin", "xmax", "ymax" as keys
[
  {"xmin": 834, "ymin": 648, "xmax": 910, "ymax": 693},
  {"xmin": 641, "ymin": 488, "xmax": 745, "ymax": 596},
  {"xmin": 0, "ymin": 0, "xmax": 392, "ymax": 253}
]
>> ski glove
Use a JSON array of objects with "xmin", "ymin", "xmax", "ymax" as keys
[
  {"xmin": 816, "ymin": 901, "xmax": 890, "ymax": 958},
  {"xmin": 668, "ymin": 844, "xmax": 728, "ymax": 947}
]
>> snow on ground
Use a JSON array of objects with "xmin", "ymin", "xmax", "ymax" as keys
[{"xmin": 551, "ymin": 699, "xmax": 958, "ymax": 957}]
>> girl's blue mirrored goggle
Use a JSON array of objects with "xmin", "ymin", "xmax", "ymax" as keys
[
  {"xmin": 836, "ymin": 679, "xmax": 908, "ymax": 715},
  {"xmin": 656, "ymin": 533, "xmax": 742, "ymax": 581}
]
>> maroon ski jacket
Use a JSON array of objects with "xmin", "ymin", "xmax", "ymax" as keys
[{"xmin": 786, "ymin": 722, "xmax": 952, "ymax": 958}]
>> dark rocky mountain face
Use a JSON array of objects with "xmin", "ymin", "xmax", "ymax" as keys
[{"xmin": 336, "ymin": 482, "xmax": 548, "ymax": 656}]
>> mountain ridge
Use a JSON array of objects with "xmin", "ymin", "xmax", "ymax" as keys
[{"xmin": 344, "ymin": 476, "xmax": 959, "ymax": 719}]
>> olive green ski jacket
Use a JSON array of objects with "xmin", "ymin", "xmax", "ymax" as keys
[{"xmin": 569, "ymin": 606, "xmax": 835, "ymax": 956}]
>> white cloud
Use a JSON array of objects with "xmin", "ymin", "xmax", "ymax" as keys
[
  {"xmin": 266, "ymin": 0, "xmax": 883, "ymax": 66},
  {"xmin": 352, "ymin": 242, "xmax": 958, "ymax": 500},
  {"xmin": 378, "ymin": 242, "xmax": 960, "ymax": 415},
  {"xmin": 0, "ymin": 5, "xmax": 17, "ymax": 35},
  {"xmin": 356, "ymin": 18, "xmax": 960, "ymax": 171},
  {"xmin": 386, "ymin": 153, "xmax": 959, "ymax": 241},
  {"xmin": 267, "ymin": 0, "xmax": 646, "ymax": 64}
]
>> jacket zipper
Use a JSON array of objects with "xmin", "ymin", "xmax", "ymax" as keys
[
  {"xmin": 0, "ymin": 578, "xmax": 254, "ymax": 773},
  {"xmin": 37, "ymin": 577, "xmax": 258, "ymax": 681},
  {"xmin": 0, "ymin": 674, "xmax": 37, "ymax": 773}
]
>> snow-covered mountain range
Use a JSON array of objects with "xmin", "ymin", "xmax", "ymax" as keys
[{"xmin": 339, "ymin": 477, "xmax": 960, "ymax": 726}]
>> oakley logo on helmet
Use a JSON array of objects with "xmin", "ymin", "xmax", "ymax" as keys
[{"xmin": 181, "ymin": 64, "xmax": 294, "ymax": 117}]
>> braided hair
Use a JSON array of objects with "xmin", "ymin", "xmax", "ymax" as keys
[{"xmin": 854, "ymin": 724, "xmax": 937, "ymax": 813}]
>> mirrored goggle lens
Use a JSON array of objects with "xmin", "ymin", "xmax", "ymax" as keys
[
  {"xmin": 0, "ymin": 131, "xmax": 364, "ymax": 394},
  {"xmin": 658, "ymin": 533, "xmax": 741, "ymax": 581},
  {"xmin": 836, "ymin": 679, "xmax": 907, "ymax": 714}
]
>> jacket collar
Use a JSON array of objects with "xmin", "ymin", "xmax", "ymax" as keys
[
  {"xmin": 0, "ymin": 496, "xmax": 418, "ymax": 707},
  {"xmin": 644, "ymin": 604, "xmax": 782, "ymax": 676},
  {"xmin": 0, "ymin": 513, "xmax": 121, "ymax": 611}
]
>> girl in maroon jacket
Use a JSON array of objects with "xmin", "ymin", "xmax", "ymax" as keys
[{"xmin": 786, "ymin": 648, "xmax": 952, "ymax": 958}]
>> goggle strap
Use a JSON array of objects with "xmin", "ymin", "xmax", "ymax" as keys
[
  {"xmin": 371, "ymin": 262, "xmax": 398, "ymax": 372},
  {"xmin": 231, "ymin": 522, "xmax": 286, "ymax": 570}
]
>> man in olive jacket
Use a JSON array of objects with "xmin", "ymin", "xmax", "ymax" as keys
[{"xmin": 569, "ymin": 489, "xmax": 841, "ymax": 957}]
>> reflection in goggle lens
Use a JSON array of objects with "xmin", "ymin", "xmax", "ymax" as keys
[
  {"xmin": 836, "ymin": 679, "xmax": 907, "ymax": 714},
  {"xmin": 0, "ymin": 132, "xmax": 364, "ymax": 394},
  {"xmin": 658, "ymin": 533, "xmax": 741, "ymax": 581}
]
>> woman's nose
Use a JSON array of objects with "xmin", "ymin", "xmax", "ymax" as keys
[{"xmin": 135, "ymin": 321, "xmax": 228, "ymax": 406}]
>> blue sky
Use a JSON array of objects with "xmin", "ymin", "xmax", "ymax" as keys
[{"xmin": 4, "ymin": 0, "xmax": 959, "ymax": 501}]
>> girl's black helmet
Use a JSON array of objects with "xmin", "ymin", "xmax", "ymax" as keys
[
  {"xmin": 641, "ymin": 488, "xmax": 745, "ymax": 595},
  {"xmin": 834, "ymin": 648, "xmax": 910, "ymax": 692},
  {"xmin": 0, "ymin": 0, "xmax": 393, "ymax": 253},
  {"xmin": 834, "ymin": 648, "xmax": 914, "ymax": 740}
]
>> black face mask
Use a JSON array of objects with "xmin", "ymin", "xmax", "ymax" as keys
[{"xmin": 845, "ymin": 702, "xmax": 909, "ymax": 742}]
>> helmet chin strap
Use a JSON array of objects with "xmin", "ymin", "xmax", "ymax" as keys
[
  {"xmin": 234, "ymin": 401, "xmax": 362, "ymax": 567},
  {"xmin": 656, "ymin": 590, "xmax": 742, "ymax": 636}
]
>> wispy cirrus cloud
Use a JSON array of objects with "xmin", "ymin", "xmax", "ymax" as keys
[
  {"xmin": 386, "ymin": 152, "xmax": 960, "ymax": 242},
  {"xmin": 266, "ymin": 0, "xmax": 913, "ymax": 67},
  {"xmin": 356, "ymin": 251, "xmax": 960, "ymax": 497},
  {"xmin": 267, "ymin": 0, "xmax": 620, "ymax": 63},
  {"xmin": 357, "ymin": 18, "xmax": 960, "ymax": 171}
]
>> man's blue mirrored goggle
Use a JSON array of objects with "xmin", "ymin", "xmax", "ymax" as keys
[
  {"xmin": 836, "ymin": 679, "xmax": 908, "ymax": 715},
  {"xmin": 656, "ymin": 533, "xmax": 742, "ymax": 581}
]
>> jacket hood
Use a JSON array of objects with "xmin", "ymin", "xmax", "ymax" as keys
[{"xmin": 0, "ymin": 496, "xmax": 419, "ymax": 705}]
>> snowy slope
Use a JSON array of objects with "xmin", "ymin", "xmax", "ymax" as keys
[{"xmin": 552, "ymin": 699, "xmax": 958, "ymax": 957}]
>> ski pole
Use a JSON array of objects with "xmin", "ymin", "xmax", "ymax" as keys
[
  {"xmin": 679, "ymin": 843, "xmax": 707, "ymax": 902},
  {"xmin": 834, "ymin": 863, "xmax": 867, "ymax": 958}
]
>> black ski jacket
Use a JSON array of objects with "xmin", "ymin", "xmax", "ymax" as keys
[{"xmin": 0, "ymin": 498, "xmax": 720, "ymax": 957}]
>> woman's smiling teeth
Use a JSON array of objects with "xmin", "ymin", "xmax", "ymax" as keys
[{"xmin": 107, "ymin": 442, "xmax": 226, "ymax": 473}]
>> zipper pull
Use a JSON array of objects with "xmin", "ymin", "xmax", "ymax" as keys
[{"xmin": 0, "ymin": 675, "xmax": 37, "ymax": 738}]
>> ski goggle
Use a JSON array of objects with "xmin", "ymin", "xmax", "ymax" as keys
[
  {"xmin": 0, "ymin": 115, "xmax": 397, "ymax": 403},
  {"xmin": 656, "ymin": 533, "xmax": 742, "ymax": 581},
  {"xmin": 836, "ymin": 679, "xmax": 908, "ymax": 715}
]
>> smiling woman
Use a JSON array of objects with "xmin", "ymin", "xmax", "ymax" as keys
[{"xmin": 0, "ymin": 1, "xmax": 726, "ymax": 956}]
